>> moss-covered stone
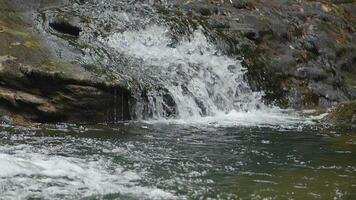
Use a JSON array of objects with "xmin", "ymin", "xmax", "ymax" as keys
[
  {"xmin": 0, "ymin": 0, "xmax": 131, "ymax": 124},
  {"xmin": 327, "ymin": 101, "xmax": 356, "ymax": 132}
]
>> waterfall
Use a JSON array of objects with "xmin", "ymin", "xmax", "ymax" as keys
[
  {"xmin": 102, "ymin": 25, "xmax": 265, "ymax": 120},
  {"xmin": 108, "ymin": 87, "xmax": 131, "ymax": 123},
  {"xmin": 29, "ymin": 0, "xmax": 316, "ymax": 125}
]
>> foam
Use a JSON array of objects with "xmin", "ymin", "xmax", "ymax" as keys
[
  {"xmin": 102, "ymin": 25, "xmax": 264, "ymax": 119},
  {"xmin": 0, "ymin": 145, "xmax": 177, "ymax": 200},
  {"xmin": 102, "ymin": 25, "xmax": 326, "ymax": 128},
  {"xmin": 143, "ymin": 108, "xmax": 320, "ymax": 129}
]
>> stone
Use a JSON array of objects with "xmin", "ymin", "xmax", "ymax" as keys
[
  {"xmin": 0, "ymin": 115, "xmax": 13, "ymax": 125},
  {"xmin": 327, "ymin": 101, "xmax": 356, "ymax": 131},
  {"xmin": 49, "ymin": 21, "xmax": 82, "ymax": 37},
  {"xmin": 295, "ymin": 66, "xmax": 327, "ymax": 81},
  {"xmin": 0, "ymin": 1, "xmax": 131, "ymax": 123},
  {"xmin": 1, "ymin": 0, "xmax": 356, "ymax": 123}
]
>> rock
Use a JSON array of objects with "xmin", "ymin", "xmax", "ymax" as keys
[
  {"xmin": 181, "ymin": 0, "xmax": 356, "ymax": 109},
  {"xmin": 351, "ymin": 114, "xmax": 356, "ymax": 130},
  {"xmin": 49, "ymin": 21, "xmax": 82, "ymax": 37},
  {"xmin": 232, "ymin": 0, "xmax": 254, "ymax": 9},
  {"xmin": 327, "ymin": 101, "xmax": 356, "ymax": 131},
  {"xmin": 352, "ymin": 114, "xmax": 356, "ymax": 130},
  {"xmin": 295, "ymin": 66, "xmax": 328, "ymax": 81},
  {"xmin": 199, "ymin": 7, "xmax": 212, "ymax": 16},
  {"xmin": 0, "ymin": 1, "xmax": 131, "ymax": 123},
  {"xmin": 0, "ymin": 115, "xmax": 13, "ymax": 125},
  {"xmin": 1, "ymin": 0, "xmax": 356, "ymax": 123}
]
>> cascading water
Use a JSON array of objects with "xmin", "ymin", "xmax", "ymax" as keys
[
  {"xmin": 3, "ymin": 2, "xmax": 351, "ymax": 200},
  {"xmin": 37, "ymin": 0, "xmax": 313, "ymax": 125},
  {"xmin": 102, "ymin": 25, "xmax": 265, "ymax": 120}
]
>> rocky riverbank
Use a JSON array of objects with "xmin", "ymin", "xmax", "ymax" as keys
[
  {"xmin": 0, "ymin": 0, "xmax": 355, "ymax": 127},
  {"xmin": 173, "ymin": 0, "xmax": 356, "ymax": 108}
]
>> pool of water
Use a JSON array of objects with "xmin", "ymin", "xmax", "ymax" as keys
[{"xmin": 0, "ymin": 121, "xmax": 356, "ymax": 199}]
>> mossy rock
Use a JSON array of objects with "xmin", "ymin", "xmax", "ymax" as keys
[
  {"xmin": 0, "ymin": 0, "xmax": 131, "ymax": 123},
  {"xmin": 327, "ymin": 101, "xmax": 356, "ymax": 131}
]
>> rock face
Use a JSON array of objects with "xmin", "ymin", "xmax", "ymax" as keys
[
  {"xmin": 0, "ymin": 0, "xmax": 131, "ymax": 123},
  {"xmin": 0, "ymin": 0, "xmax": 355, "ymax": 123},
  {"xmin": 167, "ymin": 0, "xmax": 356, "ymax": 109}
]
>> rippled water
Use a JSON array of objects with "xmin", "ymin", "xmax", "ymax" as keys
[{"xmin": 1, "ymin": 120, "xmax": 355, "ymax": 200}]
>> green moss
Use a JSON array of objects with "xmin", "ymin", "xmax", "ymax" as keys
[
  {"xmin": 23, "ymin": 41, "xmax": 41, "ymax": 49},
  {"xmin": 328, "ymin": 101, "xmax": 356, "ymax": 131},
  {"xmin": 0, "ymin": 2, "xmax": 51, "ymax": 65},
  {"xmin": 2, "ymin": 27, "xmax": 31, "ymax": 37},
  {"xmin": 331, "ymin": 101, "xmax": 356, "ymax": 122}
]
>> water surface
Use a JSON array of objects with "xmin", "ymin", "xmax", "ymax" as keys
[{"xmin": 1, "ymin": 120, "xmax": 355, "ymax": 199}]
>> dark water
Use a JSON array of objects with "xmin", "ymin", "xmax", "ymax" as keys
[{"xmin": 0, "ymin": 122, "xmax": 355, "ymax": 200}]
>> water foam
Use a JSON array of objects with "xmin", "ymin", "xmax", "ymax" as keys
[
  {"xmin": 0, "ymin": 145, "xmax": 176, "ymax": 200},
  {"xmin": 143, "ymin": 109, "xmax": 318, "ymax": 129},
  {"xmin": 103, "ymin": 25, "xmax": 264, "ymax": 119},
  {"xmin": 102, "ymin": 25, "xmax": 319, "ymax": 126}
]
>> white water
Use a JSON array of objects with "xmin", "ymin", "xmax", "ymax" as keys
[
  {"xmin": 103, "ymin": 26, "xmax": 264, "ymax": 118},
  {"xmin": 0, "ymin": 144, "xmax": 176, "ymax": 200},
  {"xmin": 103, "ymin": 25, "xmax": 319, "ymax": 126},
  {"xmin": 144, "ymin": 109, "xmax": 312, "ymax": 128}
]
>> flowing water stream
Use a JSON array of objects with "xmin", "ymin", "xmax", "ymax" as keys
[
  {"xmin": 1, "ymin": 1, "xmax": 356, "ymax": 199},
  {"xmin": 1, "ymin": 123, "xmax": 356, "ymax": 199},
  {"xmin": 102, "ymin": 25, "xmax": 264, "ymax": 119}
]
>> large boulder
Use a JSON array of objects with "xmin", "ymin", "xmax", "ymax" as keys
[{"xmin": 0, "ymin": 0, "xmax": 131, "ymax": 123}]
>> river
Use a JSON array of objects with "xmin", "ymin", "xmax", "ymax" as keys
[
  {"xmin": 1, "ymin": 0, "xmax": 355, "ymax": 199},
  {"xmin": 1, "ymin": 118, "xmax": 356, "ymax": 199}
]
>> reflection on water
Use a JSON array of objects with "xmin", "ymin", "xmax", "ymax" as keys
[{"xmin": 0, "ymin": 122, "xmax": 355, "ymax": 199}]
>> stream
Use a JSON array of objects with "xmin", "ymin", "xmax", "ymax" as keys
[
  {"xmin": 1, "ymin": 0, "xmax": 356, "ymax": 199},
  {"xmin": 1, "ymin": 120, "xmax": 356, "ymax": 199}
]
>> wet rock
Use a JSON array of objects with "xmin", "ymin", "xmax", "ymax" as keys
[
  {"xmin": 208, "ymin": 18, "xmax": 231, "ymax": 29},
  {"xmin": 0, "ymin": 115, "xmax": 13, "ymax": 125},
  {"xmin": 309, "ymin": 82, "xmax": 348, "ymax": 104},
  {"xmin": 199, "ymin": 7, "xmax": 212, "ymax": 16},
  {"xmin": 0, "ymin": 1, "xmax": 131, "ymax": 123},
  {"xmin": 339, "ymin": 56, "xmax": 356, "ymax": 73},
  {"xmin": 295, "ymin": 66, "xmax": 328, "ymax": 81},
  {"xmin": 49, "ymin": 21, "xmax": 81, "ymax": 37},
  {"xmin": 182, "ymin": 0, "xmax": 356, "ymax": 109},
  {"xmin": 2, "ymin": 0, "xmax": 356, "ymax": 122},
  {"xmin": 231, "ymin": 0, "xmax": 254, "ymax": 10},
  {"xmin": 327, "ymin": 101, "xmax": 356, "ymax": 131}
]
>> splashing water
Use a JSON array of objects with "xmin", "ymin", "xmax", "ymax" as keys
[
  {"xmin": 100, "ymin": 25, "xmax": 317, "ymax": 126},
  {"xmin": 0, "ymin": 144, "xmax": 176, "ymax": 200},
  {"xmin": 103, "ymin": 26, "xmax": 266, "ymax": 119}
]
